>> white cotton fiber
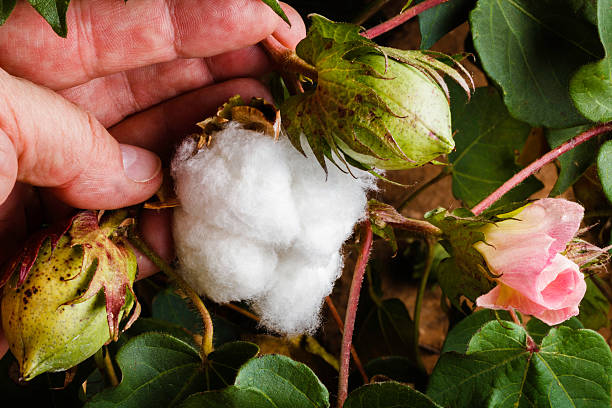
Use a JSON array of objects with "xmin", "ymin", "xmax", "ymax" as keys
[{"xmin": 171, "ymin": 123, "xmax": 375, "ymax": 335}]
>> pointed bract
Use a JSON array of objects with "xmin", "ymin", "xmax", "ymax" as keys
[{"xmin": 281, "ymin": 15, "xmax": 472, "ymax": 172}]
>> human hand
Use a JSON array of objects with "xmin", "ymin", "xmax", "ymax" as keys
[{"xmin": 0, "ymin": 0, "xmax": 305, "ymax": 358}]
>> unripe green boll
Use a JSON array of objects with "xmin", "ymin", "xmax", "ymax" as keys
[{"xmin": 1, "ymin": 211, "xmax": 137, "ymax": 381}]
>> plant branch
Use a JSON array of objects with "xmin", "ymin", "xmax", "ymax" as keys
[
  {"xmin": 362, "ymin": 0, "xmax": 449, "ymax": 39},
  {"xmin": 103, "ymin": 347, "xmax": 119, "ymax": 387},
  {"xmin": 471, "ymin": 122, "xmax": 612, "ymax": 215},
  {"xmin": 224, "ymin": 302, "xmax": 260, "ymax": 322},
  {"xmin": 325, "ymin": 296, "xmax": 369, "ymax": 384},
  {"xmin": 338, "ymin": 220, "xmax": 373, "ymax": 408},
  {"xmin": 261, "ymin": 35, "xmax": 318, "ymax": 81},
  {"xmin": 413, "ymin": 238, "xmax": 435, "ymax": 375},
  {"xmin": 127, "ymin": 229, "xmax": 214, "ymax": 359},
  {"xmin": 397, "ymin": 168, "xmax": 450, "ymax": 211}
]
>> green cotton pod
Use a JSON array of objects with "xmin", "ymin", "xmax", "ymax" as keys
[
  {"xmin": 1, "ymin": 212, "xmax": 137, "ymax": 381},
  {"xmin": 281, "ymin": 15, "xmax": 471, "ymax": 172}
]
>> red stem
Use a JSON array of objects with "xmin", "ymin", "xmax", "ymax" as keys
[
  {"xmin": 362, "ymin": 0, "xmax": 449, "ymax": 39},
  {"xmin": 471, "ymin": 122, "xmax": 612, "ymax": 215},
  {"xmin": 337, "ymin": 220, "xmax": 373, "ymax": 408},
  {"xmin": 325, "ymin": 296, "xmax": 369, "ymax": 384}
]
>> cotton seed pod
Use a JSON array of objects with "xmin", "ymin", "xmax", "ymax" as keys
[
  {"xmin": 0, "ymin": 211, "xmax": 138, "ymax": 381},
  {"xmin": 281, "ymin": 14, "xmax": 473, "ymax": 172}
]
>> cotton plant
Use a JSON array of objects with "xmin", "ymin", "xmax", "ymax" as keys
[{"xmin": 1, "ymin": 1, "xmax": 612, "ymax": 407}]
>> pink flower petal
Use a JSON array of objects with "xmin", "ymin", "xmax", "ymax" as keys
[
  {"xmin": 475, "ymin": 232, "xmax": 554, "ymax": 300},
  {"xmin": 513, "ymin": 198, "xmax": 583, "ymax": 257},
  {"xmin": 538, "ymin": 255, "xmax": 585, "ymax": 309}
]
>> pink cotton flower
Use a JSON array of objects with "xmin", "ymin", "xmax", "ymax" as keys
[{"xmin": 474, "ymin": 198, "xmax": 586, "ymax": 326}]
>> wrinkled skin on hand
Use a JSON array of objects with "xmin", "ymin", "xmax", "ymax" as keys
[{"xmin": 0, "ymin": 0, "xmax": 306, "ymax": 359}]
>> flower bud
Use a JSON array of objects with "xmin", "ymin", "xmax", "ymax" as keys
[
  {"xmin": 281, "ymin": 15, "xmax": 472, "ymax": 172},
  {"xmin": 1, "ymin": 211, "xmax": 138, "ymax": 380}
]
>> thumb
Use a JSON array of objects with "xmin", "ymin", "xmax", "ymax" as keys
[{"xmin": 0, "ymin": 69, "xmax": 162, "ymax": 209}]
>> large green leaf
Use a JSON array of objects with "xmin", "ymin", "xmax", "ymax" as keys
[
  {"xmin": 571, "ymin": 0, "xmax": 612, "ymax": 122},
  {"xmin": 179, "ymin": 387, "xmax": 277, "ymax": 407},
  {"xmin": 0, "ymin": 0, "xmax": 16, "ymax": 24},
  {"xmin": 598, "ymin": 139, "xmax": 612, "ymax": 203},
  {"xmin": 546, "ymin": 125, "xmax": 603, "ymax": 195},
  {"xmin": 152, "ymin": 287, "xmax": 243, "ymax": 346},
  {"xmin": 355, "ymin": 298, "xmax": 416, "ymax": 362},
  {"xmin": 418, "ymin": 0, "xmax": 476, "ymax": 49},
  {"xmin": 152, "ymin": 288, "xmax": 202, "ymax": 333},
  {"xmin": 449, "ymin": 85, "xmax": 543, "ymax": 208},
  {"xmin": 470, "ymin": 0, "xmax": 603, "ymax": 127},
  {"xmin": 525, "ymin": 316, "xmax": 584, "ymax": 345},
  {"xmin": 260, "ymin": 0, "xmax": 290, "ymax": 25},
  {"xmin": 180, "ymin": 354, "xmax": 330, "ymax": 408},
  {"xmin": 344, "ymin": 382, "xmax": 443, "ymax": 408},
  {"xmin": 428, "ymin": 321, "xmax": 612, "ymax": 407},
  {"xmin": 27, "ymin": 0, "xmax": 70, "ymax": 37},
  {"xmin": 84, "ymin": 333, "xmax": 258, "ymax": 408},
  {"xmin": 235, "ymin": 355, "xmax": 330, "ymax": 407},
  {"xmin": 441, "ymin": 309, "xmax": 512, "ymax": 354}
]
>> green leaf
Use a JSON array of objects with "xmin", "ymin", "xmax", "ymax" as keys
[
  {"xmin": 344, "ymin": 382, "xmax": 443, "ymax": 408},
  {"xmin": 124, "ymin": 317, "xmax": 199, "ymax": 348},
  {"xmin": 235, "ymin": 354, "xmax": 330, "ymax": 408},
  {"xmin": 179, "ymin": 354, "xmax": 330, "ymax": 408},
  {"xmin": 570, "ymin": 0, "xmax": 612, "ymax": 122},
  {"xmin": 425, "ymin": 207, "xmax": 501, "ymax": 307},
  {"xmin": 525, "ymin": 316, "xmax": 584, "ymax": 345},
  {"xmin": 598, "ymin": 139, "xmax": 612, "ymax": 203},
  {"xmin": 179, "ymin": 387, "xmax": 275, "ymax": 408},
  {"xmin": 260, "ymin": 0, "xmax": 290, "ymax": 25},
  {"xmin": 0, "ymin": 0, "xmax": 16, "ymax": 24},
  {"xmin": 152, "ymin": 287, "xmax": 242, "ymax": 346},
  {"xmin": 418, "ymin": 0, "xmax": 476, "ymax": 49},
  {"xmin": 85, "ymin": 333, "xmax": 258, "ymax": 408},
  {"xmin": 470, "ymin": 0, "xmax": 603, "ymax": 127},
  {"xmin": 355, "ymin": 298, "xmax": 416, "ymax": 361},
  {"xmin": 428, "ymin": 321, "xmax": 612, "ymax": 407},
  {"xmin": 27, "ymin": 0, "xmax": 70, "ymax": 37},
  {"xmin": 441, "ymin": 309, "xmax": 513, "ymax": 354},
  {"xmin": 449, "ymin": 85, "xmax": 543, "ymax": 208},
  {"xmin": 546, "ymin": 125, "xmax": 604, "ymax": 195},
  {"xmin": 152, "ymin": 288, "xmax": 202, "ymax": 334},
  {"xmin": 578, "ymin": 277, "xmax": 610, "ymax": 330},
  {"xmin": 85, "ymin": 333, "xmax": 203, "ymax": 408}
]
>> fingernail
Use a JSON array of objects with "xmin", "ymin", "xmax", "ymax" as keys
[{"xmin": 120, "ymin": 144, "xmax": 161, "ymax": 183}]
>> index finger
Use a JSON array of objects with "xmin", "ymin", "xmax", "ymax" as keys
[{"xmin": 0, "ymin": 0, "xmax": 305, "ymax": 90}]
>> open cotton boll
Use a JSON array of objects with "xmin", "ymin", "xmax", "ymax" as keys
[
  {"xmin": 173, "ymin": 214, "xmax": 277, "ymax": 303},
  {"xmin": 171, "ymin": 122, "xmax": 375, "ymax": 334},
  {"xmin": 253, "ymin": 252, "xmax": 343, "ymax": 335},
  {"xmin": 172, "ymin": 130, "xmax": 300, "ymax": 245}
]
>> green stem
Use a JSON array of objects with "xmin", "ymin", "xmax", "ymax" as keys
[
  {"xmin": 261, "ymin": 35, "xmax": 318, "ymax": 81},
  {"xmin": 397, "ymin": 169, "xmax": 450, "ymax": 211},
  {"xmin": 413, "ymin": 238, "xmax": 435, "ymax": 375},
  {"xmin": 103, "ymin": 347, "xmax": 119, "ymax": 387},
  {"xmin": 127, "ymin": 229, "xmax": 214, "ymax": 359}
]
